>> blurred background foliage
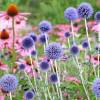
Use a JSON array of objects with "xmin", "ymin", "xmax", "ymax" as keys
[{"xmin": 0, "ymin": 0, "xmax": 100, "ymax": 25}]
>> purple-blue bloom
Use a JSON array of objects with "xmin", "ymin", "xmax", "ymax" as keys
[
  {"xmin": 49, "ymin": 73, "xmax": 58, "ymax": 84},
  {"xmin": 77, "ymin": 2, "xmax": 93, "ymax": 19},
  {"xmin": 22, "ymin": 36, "xmax": 34, "ymax": 49},
  {"xmin": 82, "ymin": 40, "xmax": 89, "ymax": 49},
  {"xmin": 92, "ymin": 78, "xmax": 100, "ymax": 98},
  {"xmin": 29, "ymin": 32, "xmax": 37, "ymax": 42},
  {"xmin": 24, "ymin": 90, "xmax": 35, "ymax": 100},
  {"xmin": 39, "ymin": 61, "xmax": 50, "ymax": 72},
  {"xmin": 95, "ymin": 12, "xmax": 100, "ymax": 22},
  {"xmin": 64, "ymin": 7, "xmax": 78, "ymax": 21},
  {"xmin": 45, "ymin": 42, "xmax": 63, "ymax": 59},
  {"xmin": 0, "ymin": 74, "xmax": 18, "ymax": 92},
  {"xmin": 39, "ymin": 20, "xmax": 52, "ymax": 33}
]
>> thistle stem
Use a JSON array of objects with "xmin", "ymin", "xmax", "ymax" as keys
[
  {"xmin": 84, "ymin": 19, "xmax": 91, "ymax": 51},
  {"xmin": 71, "ymin": 21, "xmax": 75, "ymax": 42},
  {"xmin": 9, "ymin": 92, "xmax": 12, "ymax": 100},
  {"xmin": 75, "ymin": 56, "xmax": 90, "ymax": 100}
]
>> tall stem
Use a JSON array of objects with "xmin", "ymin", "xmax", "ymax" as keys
[
  {"xmin": 12, "ymin": 17, "xmax": 15, "ymax": 51},
  {"xmin": 84, "ymin": 19, "xmax": 91, "ymax": 51},
  {"xmin": 75, "ymin": 56, "xmax": 90, "ymax": 100},
  {"xmin": 9, "ymin": 92, "xmax": 12, "ymax": 100},
  {"xmin": 71, "ymin": 21, "xmax": 75, "ymax": 42}
]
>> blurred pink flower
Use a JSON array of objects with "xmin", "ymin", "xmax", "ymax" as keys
[
  {"xmin": 86, "ymin": 54, "xmax": 100, "ymax": 65},
  {"xmin": 64, "ymin": 76, "xmax": 81, "ymax": 84},
  {"xmin": 0, "ymin": 61, "xmax": 8, "ymax": 71},
  {"xmin": 0, "ymin": 96, "xmax": 5, "ymax": 100}
]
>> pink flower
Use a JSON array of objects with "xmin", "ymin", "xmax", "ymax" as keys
[
  {"xmin": 92, "ymin": 24, "xmax": 100, "ymax": 32},
  {"xmin": 0, "ymin": 61, "xmax": 8, "ymax": 71},
  {"xmin": 64, "ymin": 76, "xmax": 81, "ymax": 84},
  {"xmin": 0, "ymin": 96, "xmax": 5, "ymax": 100},
  {"xmin": 86, "ymin": 54, "xmax": 100, "ymax": 65}
]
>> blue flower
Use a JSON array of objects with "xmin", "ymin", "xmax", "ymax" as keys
[
  {"xmin": 39, "ymin": 34, "xmax": 49, "ymax": 44},
  {"xmin": 77, "ymin": 2, "xmax": 93, "ymax": 19},
  {"xmin": 39, "ymin": 20, "xmax": 52, "ymax": 33},
  {"xmin": 0, "ymin": 74, "xmax": 18, "ymax": 92},
  {"xmin": 64, "ymin": 32, "xmax": 71, "ymax": 38},
  {"xmin": 70, "ymin": 45, "xmax": 80, "ymax": 55},
  {"xmin": 45, "ymin": 42, "xmax": 63, "ymax": 59},
  {"xmin": 95, "ymin": 43, "xmax": 100, "ymax": 51},
  {"xmin": 22, "ymin": 36, "xmax": 34, "ymax": 49},
  {"xmin": 92, "ymin": 78, "xmax": 100, "ymax": 98},
  {"xmin": 82, "ymin": 40, "xmax": 89, "ymax": 49},
  {"xmin": 39, "ymin": 61, "xmax": 50, "ymax": 72},
  {"xmin": 64, "ymin": 7, "xmax": 78, "ymax": 21},
  {"xmin": 95, "ymin": 12, "xmax": 100, "ymax": 22},
  {"xmin": 29, "ymin": 32, "xmax": 37, "ymax": 42},
  {"xmin": 18, "ymin": 64, "xmax": 26, "ymax": 70},
  {"xmin": 24, "ymin": 90, "xmax": 35, "ymax": 100},
  {"xmin": 49, "ymin": 73, "xmax": 58, "ymax": 84},
  {"xmin": 31, "ymin": 50, "xmax": 37, "ymax": 56}
]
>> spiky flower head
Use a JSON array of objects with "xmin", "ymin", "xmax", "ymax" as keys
[
  {"xmin": 92, "ymin": 78, "xmax": 100, "ymax": 98},
  {"xmin": 64, "ymin": 7, "xmax": 78, "ymax": 21},
  {"xmin": 45, "ymin": 42, "xmax": 63, "ymax": 59},
  {"xmin": 77, "ymin": 2, "xmax": 93, "ymax": 19},
  {"xmin": 39, "ymin": 20, "xmax": 52, "ymax": 33},
  {"xmin": 0, "ymin": 74, "xmax": 18, "ymax": 92},
  {"xmin": 95, "ymin": 12, "xmax": 100, "ymax": 22},
  {"xmin": 22, "ymin": 36, "xmax": 34, "ymax": 50}
]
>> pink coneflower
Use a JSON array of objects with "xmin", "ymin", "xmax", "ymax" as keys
[
  {"xmin": 0, "ymin": 4, "xmax": 30, "ymax": 20},
  {"xmin": 0, "ymin": 61, "xmax": 8, "ymax": 71},
  {"xmin": 86, "ymin": 54, "xmax": 100, "ymax": 65},
  {"xmin": 64, "ymin": 76, "xmax": 81, "ymax": 84}
]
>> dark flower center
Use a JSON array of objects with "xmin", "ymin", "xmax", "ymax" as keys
[{"xmin": 7, "ymin": 4, "xmax": 18, "ymax": 17}]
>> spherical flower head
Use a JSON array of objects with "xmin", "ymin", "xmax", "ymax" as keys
[
  {"xmin": 0, "ymin": 29, "xmax": 9, "ymax": 40},
  {"xmin": 39, "ymin": 20, "xmax": 52, "ymax": 32},
  {"xmin": 64, "ymin": 7, "xmax": 78, "ymax": 21},
  {"xmin": 77, "ymin": 2, "xmax": 93, "ymax": 19},
  {"xmin": 39, "ymin": 61, "xmax": 50, "ymax": 72},
  {"xmin": 18, "ymin": 64, "xmax": 26, "ymax": 70},
  {"xmin": 29, "ymin": 32, "xmax": 37, "ymax": 42},
  {"xmin": 22, "ymin": 36, "xmax": 34, "ymax": 50},
  {"xmin": 7, "ymin": 4, "xmax": 18, "ymax": 17},
  {"xmin": 45, "ymin": 42, "xmax": 63, "ymax": 59},
  {"xmin": 92, "ymin": 78, "xmax": 100, "ymax": 98},
  {"xmin": 95, "ymin": 43, "xmax": 100, "ymax": 51},
  {"xmin": 95, "ymin": 12, "xmax": 100, "ymax": 22},
  {"xmin": 64, "ymin": 32, "xmax": 71, "ymax": 38},
  {"xmin": 49, "ymin": 73, "xmax": 58, "ymax": 84},
  {"xmin": 70, "ymin": 45, "xmax": 80, "ymax": 55},
  {"xmin": 82, "ymin": 40, "xmax": 89, "ymax": 49},
  {"xmin": 31, "ymin": 50, "xmax": 37, "ymax": 56},
  {"xmin": 39, "ymin": 34, "xmax": 49, "ymax": 44},
  {"xmin": 0, "ymin": 74, "xmax": 18, "ymax": 92},
  {"xmin": 24, "ymin": 90, "xmax": 35, "ymax": 100}
]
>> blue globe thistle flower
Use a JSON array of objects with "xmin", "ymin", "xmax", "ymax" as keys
[
  {"xmin": 24, "ymin": 90, "xmax": 35, "ymax": 100},
  {"xmin": 39, "ymin": 61, "xmax": 50, "ymax": 72},
  {"xmin": 77, "ymin": 2, "xmax": 93, "ymax": 19},
  {"xmin": 64, "ymin": 7, "xmax": 78, "ymax": 21},
  {"xmin": 0, "ymin": 74, "xmax": 18, "ymax": 92},
  {"xmin": 95, "ymin": 43, "xmax": 100, "ymax": 51},
  {"xmin": 31, "ymin": 50, "xmax": 37, "ymax": 56},
  {"xmin": 39, "ymin": 20, "xmax": 52, "ymax": 33},
  {"xmin": 64, "ymin": 32, "xmax": 71, "ymax": 38},
  {"xmin": 82, "ymin": 40, "xmax": 89, "ymax": 49},
  {"xmin": 39, "ymin": 34, "xmax": 49, "ymax": 44},
  {"xmin": 22, "ymin": 36, "xmax": 34, "ymax": 50},
  {"xmin": 29, "ymin": 32, "xmax": 37, "ymax": 42},
  {"xmin": 49, "ymin": 73, "xmax": 58, "ymax": 84},
  {"xmin": 45, "ymin": 42, "xmax": 63, "ymax": 59},
  {"xmin": 70, "ymin": 45, "xmax": 80, "ymax": 55},
  {"xmin": 18, "ymin": 64, "xmax": 26, "ymax": 70},
  {"xmin": 95, "ymin": 12, "xmax": 100, "ymax": 22},
  {"xmin": 92, "ymin": 78, "xmax": 100, "ymax": 98}
]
